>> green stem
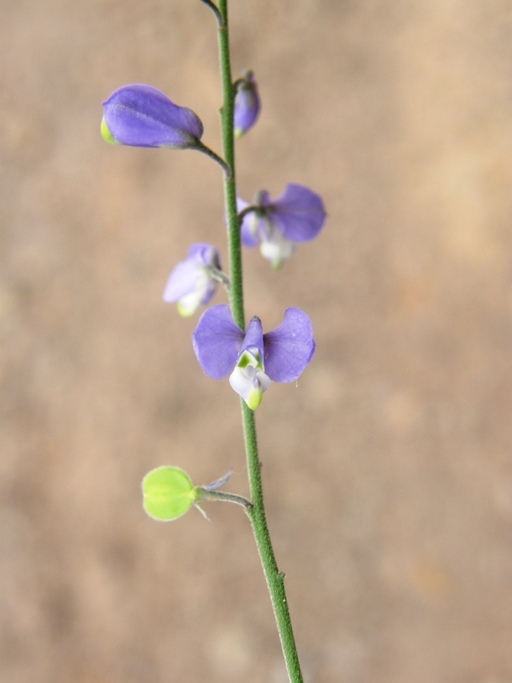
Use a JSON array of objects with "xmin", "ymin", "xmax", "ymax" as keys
[
  {"xmin": 198, "ymin": 0, "xmax": 223, "ymax": 26},
  {"xmin": 242, "ymin": 405, "xmax": 304, "ymax": 683},
  {"xmin": 217, "ymin": 0, "xmax": 244, "ymax": 330},
  {"xmin": 216, "ymin": 2, "xmax": 304, "ymax": 681},
  {"xmin": 197, "ymin": 488, "xmax": 253, "ymax": 510},
  {"xmin": 195, "ymin": 140, "xmax": 232, "ymax": 178}
]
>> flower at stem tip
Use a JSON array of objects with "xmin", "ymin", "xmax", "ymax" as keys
[
  {"xmin": 238, "ymin": 183, "xmax": 326, "ymax": 268},
  {"xmin": 192, "ymin": 305, "xmax": 316, "ymax": 409},
  {"xmin": 234, "ymin": 70, "xmax": 260, "ymax": 138},
  {"xmin": 101, "ymin": 84, "xmax": 204, "ymax": 149},
  {"xmin": 163, "ymin": 244, "xmax": 223, "ymax": 317}
]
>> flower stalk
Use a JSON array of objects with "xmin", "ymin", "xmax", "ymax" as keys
[
  {"xmin": 103, "ymin": 2, "xmax": 313, "ymax": 679},
  {"xmin": 217, "ymin": 0, "xmax": 244, "ymax": 331},
  {"xmin": 216, "ymin": 1, "xmax": 304, "ymax": 680},
  {"xmin": 195, "ymin": 140, "xmax": 233, "ymax": 177}
]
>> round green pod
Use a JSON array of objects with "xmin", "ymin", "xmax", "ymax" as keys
[{"xmin": 142, "ymin": 466, "xmax": 197, "ymax": 521}]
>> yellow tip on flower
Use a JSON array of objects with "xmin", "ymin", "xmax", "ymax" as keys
[
  {"xmin": 100, "ymin": 117, "xmax": 119, "ymax": 145},
  {"xmin": 245, "ymin": 387, "xmax": 264, "ymax": 410},
  {"xmin": 177, "ymin": 299, "xmax": 198, "ymax": 318}
]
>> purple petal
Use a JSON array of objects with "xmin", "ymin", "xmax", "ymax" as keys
[
  {"xmin": 270, "ymin": 184, "xmax": 326, "ymax": 242},
  {"xmin": 163, "ymin": 259, "xmax": 202, "ymax": 302},
  {"xmin": 234, "ymin": 72, "xmax": 260, "ymax": 137},
  {"xmin": 237, "ymin": 198, "xmax": 250, "ymax": 213},
  {"xmin": 241, "ymin": 316, "xmax": 264, "ymax": 359},
  {"xmin": 187, "ymin": 242, "xmax": 221, "ymax": 269},
  {"xmin": 238, "ymin": 196, "xmax": 271, "ymax": 248},
  {"xmin": 263, "ymin": 308, "xmax": 316, "ymax": 382},
  {"xmin": 192, "ymin": 305, "xmax": 244, "ymax": 379},
  {"xmin": 237, "ymin": 198, "xmax": 258, "ymax": 248},
  {"xmin": 201, "ymin": 468, "xmax": 233, "ymax": 492},
  {"xmin": 102, "ymin": 84, "xmax": 203, "ymax": 149},
  {"xmin": 242, "ymin": 220, "xmax": 265, "ymax": 248},
  {"xmin": 163, "ymin": 244, "xmax": 220, "ymax": 303}
]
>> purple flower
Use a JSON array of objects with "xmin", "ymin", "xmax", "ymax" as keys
[
  {"xmin": 239, "ymin": 183, "xmax": 326, "ymax": 268},
  {"xmin": 192, "ymin": 305, "xmax": 315, "ymax": 409},
  {"xmin": 234, "ymin": 71, "xmax": 260, "ymax": 138},
  {"xmin": 101, "ymin": 84, "xmax": 203, "ymax": 149},
  {"xmin": 163, "ymin": 244, "xmax": 222, "ymax": 317}
]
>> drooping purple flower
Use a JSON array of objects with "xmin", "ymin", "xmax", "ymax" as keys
[
  {"xmin": 101, "ymin": 84, "xmax": 204, "ymax": 149},
  {"xmin": 234, "ymin": 71, "xmax": 260, "ymax": 138},
  {"xmin": 238, "ymin": 183, "xmax": 326, "ymax": 268},
  {"xmin": 192, "ymin": 305, "xmax": 315, "ymax": 409},
  {"xmin": 163, "ymin": 244, "xmax": 222, "ymax": 317}
]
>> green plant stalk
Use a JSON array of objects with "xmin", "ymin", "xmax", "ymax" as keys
[
  {"xmin": 241, "ymin": 404, "xmax": 304, "ymax": 683},
  {"xmin": 217, "ymin": 0, "xmax": 244, "ymax": 330},
  {"xmin": 216, "ymin": 2, "xmax": 304, "ymax": 681}
]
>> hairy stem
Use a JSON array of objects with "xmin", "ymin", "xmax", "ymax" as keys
[
  {"xmin": 241, "ymin": 404, "xmax": 304, "ymax": 683},
  {"xmin": 217, "ymin": 0, "xmax": 244, "ymax": 330},
  {"xmin": 216, "ymin": 2, "xmax": 304, "ymax": 681}
]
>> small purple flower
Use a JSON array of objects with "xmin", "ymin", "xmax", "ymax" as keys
[
  {"xmin": 239, "ymin": 183, "xmax": 326, "ymax": 268},
  {"xmin": 192, "ymin": 305, "xmax": 315, "ymax": 409},
  {"xmin": 163, "ymin": 244, "xmax": 222, "ymax": 317},
  {"xmin": 234, "ymin": 71, "xmax": 260, "ymax": 138},
  {"xmin": 101, "ymin": 84, "xmax": 203, "ymax": 149}
]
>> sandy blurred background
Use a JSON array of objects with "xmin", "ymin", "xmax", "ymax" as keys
[{"xmin": 2, "ymin": 0, "xmax": 512, "ymax": 681}]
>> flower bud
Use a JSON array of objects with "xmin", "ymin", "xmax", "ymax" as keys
[
  {"xmin": 101, "ymin": 84, "xmax": 203, "ymax": 149},
  {"xmin": 234, "ymin": 71, "xmax": 260, "ymax": 138}
]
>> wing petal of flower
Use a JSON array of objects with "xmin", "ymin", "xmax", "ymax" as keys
[
  {"xmin": 263, "ymin": 308, "xmax": 316, "ymax": 382},
  {"xmin": 270, "ymin": 183, "xmax": 326, "ymax": 242},
  {"xmin": 192, "ymin": 305, "xmax": 244, "ymax": 379}
]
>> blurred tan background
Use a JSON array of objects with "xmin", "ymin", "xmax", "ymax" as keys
[{"xmin": 2, "ymin": 1, "xmax": 512, "ymax": 681}]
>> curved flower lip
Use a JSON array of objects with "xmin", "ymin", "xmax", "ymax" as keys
[
  {"xmin": 102, "ymin": 84, "xmax": 203, "ymax": 149},
  {"xmin": 192, "ymin": 305, "xmax": 315, "ymax": 384},
  {"xmin": 234, "ymin": 71, "xmax": 260, "ymax": 138},
  {"xmin": 229, "ymin": 357, "xmax": 270, "ymax": 410}
]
